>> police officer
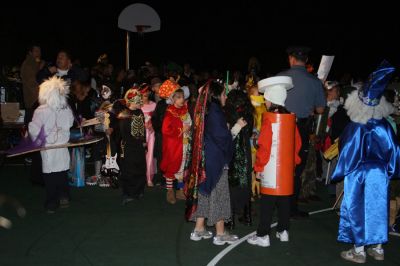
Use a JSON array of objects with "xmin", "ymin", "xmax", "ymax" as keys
[{"xmin": 278, "ymin": 46, "xmax": 326, "ymax": 218}]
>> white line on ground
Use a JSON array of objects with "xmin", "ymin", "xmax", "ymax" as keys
[
  {"xmin": 207, "ymin": 222, "xmax": 277, "ymax": 266},
  {"xmin": 207, "ymin": 206, "xmax": 337, "ymax": 266},
  {"xmin": 389, "ymin": 232, "xmax": 400, "ymax": 237},
  {"xmin": 208, "ymin": 206, "xmax": 400, "ymax": 265},
  {"xmin": 308, "ymin": 207, "xmax": 334, "ymax": 215}
]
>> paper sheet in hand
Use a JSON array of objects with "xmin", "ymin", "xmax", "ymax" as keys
[{"xmin": 317, "ymin": 55, "xmax": 335, "ymax": 82}]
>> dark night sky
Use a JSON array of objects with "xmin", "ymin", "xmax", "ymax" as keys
[{"xmin": 1, "ymin": 1, "xmax": 399, "ymax": 79}]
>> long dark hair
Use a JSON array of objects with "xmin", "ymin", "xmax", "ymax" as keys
[
  {"xmin": 225, "ymin": 89, "xmax": 254, "ymax": 130},
  {"xmin": 207, "ymin": 80, "xmax": 225, "ymax": 106}
]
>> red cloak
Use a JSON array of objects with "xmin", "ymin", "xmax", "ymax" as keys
[{"xmin": 160, "ymin": 104, "xmax": 188, "ymax": 179}]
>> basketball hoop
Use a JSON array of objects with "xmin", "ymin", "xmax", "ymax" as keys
[{"xmin": 118, "ymin": 3, "xmax": 161, "ymax": 70}]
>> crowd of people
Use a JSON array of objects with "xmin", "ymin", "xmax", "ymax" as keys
[{"xmin": 2, "ymin": 43, "xmax": 400, "ymax": 264}]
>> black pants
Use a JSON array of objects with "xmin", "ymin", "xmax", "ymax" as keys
[
  {"xmin": 257, "ymin": 194, "xmax": 290, "ymax": 237},
  {"xmin": 153, "ymin": 132, "xmax": 164, "ymax": 186},
  {"xmin": 120, "ymin": 175, "xmax": 146, "ymax": 198},
  {"xmin": 291, "ymin": 118, "xmax": 312, "ymax": 213},
  {"xmin": 42, "ymin": 170, "xmax": 70, "ymax": 210},
  {"xmin": 30, "ymin": 152, "xmax": 44, "ymax": 185}
]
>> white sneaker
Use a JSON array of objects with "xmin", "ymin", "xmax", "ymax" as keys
[
  {"xmin": 247, "ymin": 234, "xmax": 270, "ymax": 247},
  {"xmin": 85, "ymin": 175, "xmax": 98, "ymax": 186},
  {"xmin": 276, "ymin": 230, "xmax": 289, "ymax": 242},
  {"xmin": 367, "ymin": 246, "xmax": 384, "ymax": 261},
  {"xmin": 213, "ymin": 232, "xmax": 239, "ymax": 245},
  {"xmin": 341, "ymin": 248, "xmax": 366, "ymax": 264},
  {"xmin": 190, "ymin": 230, "xmax": 213, "ymax": 241}
]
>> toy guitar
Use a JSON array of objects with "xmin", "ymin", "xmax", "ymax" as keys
[{"xmin": 100, "ymin": 135, "xmax": 119, "ymax": 188}]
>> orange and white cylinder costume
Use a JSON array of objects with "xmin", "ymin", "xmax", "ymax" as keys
[{"xmin": 254, "ymin": 112, "xmax": 301, "ymax": 195}]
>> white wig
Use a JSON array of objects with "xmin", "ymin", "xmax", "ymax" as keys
[
  {"xmin": 38, "ymin": 76, "xmax": 69, "ymax": 110},
  {"xmin": 345, "ymin": 90, "xmax": 395, "ymax": 124}
]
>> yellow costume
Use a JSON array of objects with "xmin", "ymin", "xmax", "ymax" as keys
[{"xmin": 250, "ymin": 95, "xmax": 266, "ymax": 199}]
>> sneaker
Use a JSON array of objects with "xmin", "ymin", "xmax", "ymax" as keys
[
  {"xmin": 122, "ymin": 197, "xmax": 134, "ymax": 206},
  {"xmin": 147, "ymin": 181, "xmax": 154, "ymax": 187},
  {"xmin": 340, "ymin": 248, "xmax": 366, "ymax": 264},
  {"xmin": 59, "ymin": 198, "xmax": 69, "ymax": 208},
  {"xmin": 276, "ymin": 230, "xmax": 289, "ymax": 242},
  {"xmin": 86, "ymin": 175, "xmax": 98, "ymax": 186},
  {"xmin": 213, "ymin": 232, "xmax": 239, "ymax": 245},
  {"xmin": 367, "ymin": 247, "xmax": 384, "ymax": 261},
  {"xmin": 247, "ymin": 234, "xmax": 270, "ymax": 247},
  {"xmin": 24, "ymin": 157, "xmax": 32, "ymax": 164},
  {"xmin": 190, "ymin": 229, "xmax": 213, "ymax": 241},
  {"xmin": 98, "ymin": 176, "xmax": 110, "ymax": 188}
]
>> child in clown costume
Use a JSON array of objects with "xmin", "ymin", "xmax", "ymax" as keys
[
  {"xmin": 159, "ymin": 80, "xmax": 192, "ymax": 204},
  {"xmin": 331, "ymin": 61, "xmax": 400, "ymax": 263}
]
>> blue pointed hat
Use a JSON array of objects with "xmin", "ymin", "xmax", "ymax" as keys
[{"xmin": 359, "ymin": 60, "xmax": 395, "ymax": 106}]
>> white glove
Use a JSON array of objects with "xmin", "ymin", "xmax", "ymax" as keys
[{"xmin": 231, "ymin": 118, "xmax": 247, "ymax": 139}]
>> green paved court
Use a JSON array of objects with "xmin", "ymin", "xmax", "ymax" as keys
[{"xmin": 1, "ymin": 163, "xmax": 399, "ymax": 266}]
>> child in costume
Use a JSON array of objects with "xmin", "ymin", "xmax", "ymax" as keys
[
  {"xmin": 248, "ymin": 76, "xmax": 301, "ymax": 247},
  {"xmin": 186, "ymin": 81, "xmax": 246, "ymax": 246},
  {"xmin": 331, "ymin": 61, "xmax": 400, "ymax": 264},
  {"xmin": 140, "ymin": 84, "xmax": 157, "ymax": 187},
  {"xmin": 160, "ymin": 80, "xmax": 192, "ymax": 204},
  {"xmin": 28, "ymin": 76, "xmax": 74, "ymax": 213},
  {"xmin": 87, "ymin": 84, "xmax": 117, "ymax": 188},
  {"xmin": 67, "ymin": 80, "xmax": 91, "ymax": 188},
  {"xmin": 118, "ymin": 88, "xmax": 147, "ymax": 204},
  {"xmin": 151, "ymin": 78, "xmax": 168, "ymax": 186},
  {"xmin": 225, "ymin": 89, "xmax": 254, "ymax": 228}
]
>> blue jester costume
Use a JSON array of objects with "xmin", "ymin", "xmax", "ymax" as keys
[{"xmin": 331, "ymin": 61, "xmax": 400, "ymax": 247}]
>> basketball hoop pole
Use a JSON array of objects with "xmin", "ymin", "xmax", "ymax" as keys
[
  {"xmin": 125, "ymin": 31, "xmax": 130, "ymax": 71},
  {"xmin": 119, "ymin": 4, "xmax": 161, "ymax": 70}
]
